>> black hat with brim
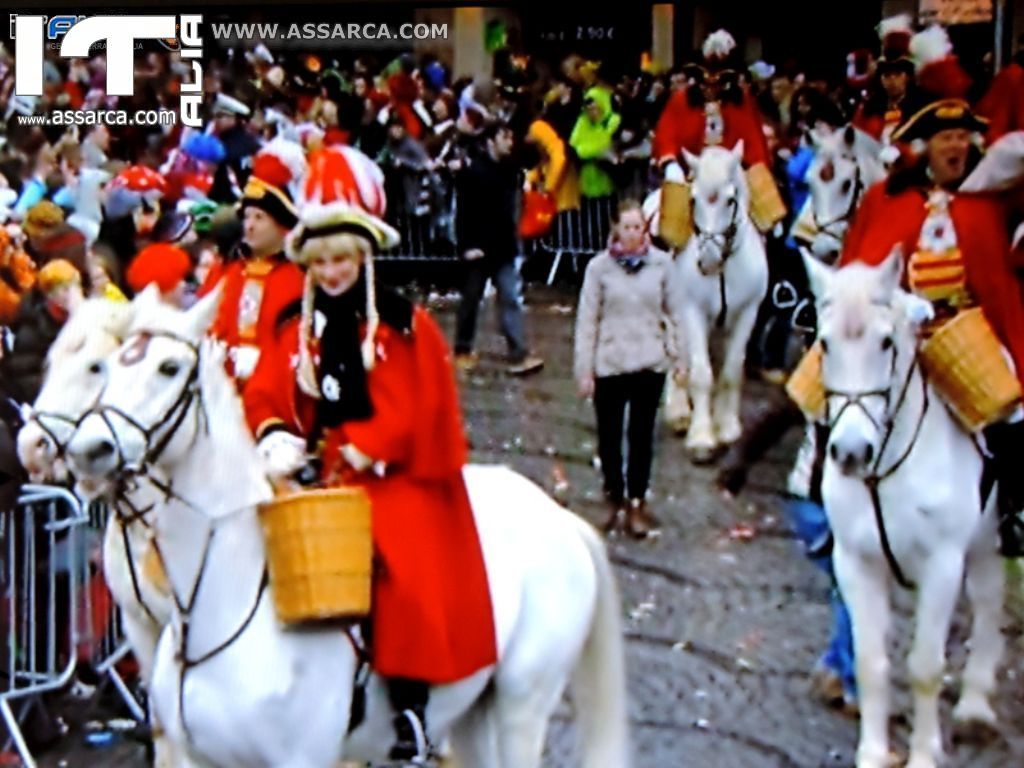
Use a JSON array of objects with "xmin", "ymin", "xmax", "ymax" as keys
[{"xmin": 891, "ymin": 98, "xmax": 989, "ymax": 143}]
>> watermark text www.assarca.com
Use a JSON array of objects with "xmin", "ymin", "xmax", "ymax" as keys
[
  {"xmin": 211, "ymin": 21, "xmax": 448, "ymax": 48},
  {"xmin": 12, "ymin": 15, "xmax": 204, "ymax": 128},
  {"xmin": 15, "ymin": 109, "xmax": 178, "ymax": 127}
]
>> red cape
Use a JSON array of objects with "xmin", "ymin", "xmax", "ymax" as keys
[
  {"xmin": 841, "ymin": 178, "xmax": 1024, "ymax": 386},
  {"xmin": 244, "ymin": 307, "xmax": 496, "ymax": 683},
  {"xmin": 653, "ymin": 89, "xmax": 770, "ymax": 167}
]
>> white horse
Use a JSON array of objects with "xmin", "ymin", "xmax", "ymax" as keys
[
  {"xmin": 64, "ymin": 287, "xmax": 630, "ymax": 768},
  {"xmin": 15, "ymin": 297, "xmax": 178, "ymax": 767},
  {"xmin": 796, "ymin": 125, "xmax": 884, "ymax": 263},
  {"xmin": 672, "ymin": 143, "xmax": 768, "ymax": 462},
  {"xmin": 804, "ymin": 251, "xmax": 1005, "ymax": 768}
]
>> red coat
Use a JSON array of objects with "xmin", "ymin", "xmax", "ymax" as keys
[
  {"xmin": 841, "ymin": 177, "xmax": 1024, "ymax": 387},
  {"xmin": 653, "ymin": 89, "xmax": 770, "ymax": 167},
  {"xmin": 977, "ymin": 62, "xmax": 1024, "ymax": 143},
  {"xmin": 244, "ymin": 306, "xmax": 497, "ymax": 683},
  {"xmin": 200, "ymin": 256, "xmax": 305, "ymax": 383},
  {"xmin": 851, "ymin": 102, "xmax": 907, "ymax": 143}
]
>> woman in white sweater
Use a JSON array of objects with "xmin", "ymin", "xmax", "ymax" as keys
[{"xmin": 574, "ymin": 200, "xmax": 686, "ymax": 538}]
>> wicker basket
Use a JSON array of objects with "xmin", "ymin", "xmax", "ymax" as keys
[
  {"xmin": 746, "ymin": 163, "xmax": 787, "ymax": 233},
  {"xmin": 920, "ymin": 308, "xmax": 1022, "ymax": 432},
  {"xmin": 659, "ymin": 179, "xmax": 693, "ymax": 250},
  {"xmin": 786, "ymin": 342, "xmax": 826, "ymax": 419},
  {"xmin": 259, "ymin": 486, "xmax": 372, "ymax": 623}
]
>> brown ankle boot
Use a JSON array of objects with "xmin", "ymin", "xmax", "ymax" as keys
[
  {"xmin": 601, "ymin": 500, "xmax": 626, "ymax": 536},
  {"xmin": 626, "ymin": 498, "xmax": 660, "ymax": 539}
]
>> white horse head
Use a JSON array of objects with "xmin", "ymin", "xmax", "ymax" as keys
[
  {"xmin": 803, "ymin": 246, "xmax": 933, "ymax": 476},
  {"xmin": 66, "ymin": 284, "xmax": 229, "ymax": 489},
  {"xmin": 805, "ymin": 125, "xmax": 885, "ymax": 262},
  {"xmin": 685, "ymin": 143, "xmax": 749, "ymax": 276},
  {"xmin": 16, "ymin": 297, "xmax": 134, "ymax": 482}
]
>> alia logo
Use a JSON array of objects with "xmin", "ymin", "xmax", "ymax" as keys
[{"xmin": 13, "ymin": 15, "xmax": 204, "ymax": 127}]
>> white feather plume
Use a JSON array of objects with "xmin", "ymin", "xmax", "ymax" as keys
[
  {"xmin": 877, "ymin": 13, "xmax": 913, "ymax": 41},
  {"xmin": 910, "ymin": 25, "xmax": 952, "ymax": 70},
  {"xmin": 703, "ymin": 29, "xmax": 736, "ymax": 60}
]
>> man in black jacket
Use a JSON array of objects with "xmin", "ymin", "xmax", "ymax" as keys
[{"xmin": 454, "ymin": 123, "xmax": 543, "ymax": 375}]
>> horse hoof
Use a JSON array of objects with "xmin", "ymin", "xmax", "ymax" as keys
[
  {"xmin": 668, "ymin": 417, "xmax": 690, "ymax": 436},
  {"xmin": 952, "ymin": 716, "xmax": 1001, "ymax": 746},
  {"xmin": 688, "ymin": 445, "xmax": 720, "ymax": 465}
]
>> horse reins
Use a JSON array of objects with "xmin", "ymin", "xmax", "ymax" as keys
[
  {"xmin": 812, "ymin": 162, "xmax": 863, "ymax": 243},
  {"xmin": 691, "ymin": 195, "xmax": 740, "ymax": 328},
  {"xmin": 825, "ymin": 346, "xmax": 930, "ymax": 589}
]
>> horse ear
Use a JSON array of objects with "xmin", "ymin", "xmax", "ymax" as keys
[
  {"xmin": 132, "ymin": 283, "xmax": 161, "ymax": 313},
  {"xmin": 731, "ymin": 140, "xmax": 745, "ymax": 164},
  {"xmin": 187, "ymin": 280, "xmax": 225, "ymax": 337},
  {"xmin": 681, "ymin": 149, "xmax": 700, "ymax": 173},
  {"xmin": 879, "ymin": 244, "xmax": 905, "ymax": 294},
  {"xmin": 801, "ymin": 247, "xmax": 834, "ymax": 301}
]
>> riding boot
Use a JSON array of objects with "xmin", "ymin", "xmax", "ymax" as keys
[
  {"xmin": 626, "ymin": 498, "xmax": 661, "ymax": 539},
  {"xmin": 984, "ymin": 420, "xmax": 1024, "ymax": 558},
  {"xmin": 387, "ymin": 677, "xmax": 431, "ymax": 762}
]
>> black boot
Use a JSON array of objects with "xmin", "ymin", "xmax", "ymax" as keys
[
  {"xmin": 388, "ymin": 678, "xmax": 431, "ymax": 762},
  {"xmin": 985, "ymin": 421, "xmax": 1024, "ymax": 558}
]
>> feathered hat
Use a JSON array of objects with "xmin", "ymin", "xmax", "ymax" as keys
[
  {"xmin": 876, "ymin": 14, "xmax": 915, "ymax": 76},
  {"xmin": 685, "ymin": 29, "xmax": 742, "ymax": 90},
  {"xmin": 892, "ymin": 25, "xmax": 987, "ymax": 143},
  {"xmin": 287, "ymin": 146, "xmax": 400, "ymax": 386},
  {"xmin": 239, "ymin": 138, "xmax": 307, "ymax": 230}
]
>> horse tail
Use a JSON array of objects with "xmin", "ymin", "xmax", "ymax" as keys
[{"xmin": 569, "ymin": 519, "xmax": 631, "ymax": 768}]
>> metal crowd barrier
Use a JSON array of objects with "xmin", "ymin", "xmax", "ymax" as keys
[
  {"xmin": 0, "ymin": 486, "xmax": 141, "ymax": 768},
  {"xmin": 378, "ymin": 166, "xmax": 620, "ymax": 287}
]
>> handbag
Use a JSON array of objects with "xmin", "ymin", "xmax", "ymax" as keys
[{"xmin": 518, "ymin": 189, "xmax": 557, "ymax": 240}]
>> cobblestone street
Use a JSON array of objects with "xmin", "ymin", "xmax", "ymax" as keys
[{"xmin": 30, "ymin": 290, "xmax": 1024, "ymax": 767}]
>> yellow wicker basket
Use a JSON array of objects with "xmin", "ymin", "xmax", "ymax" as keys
[
  {"xmin": 659, "ymin": 179, "xmax": 693, "ymax": 250},
  {"xmin": 920, "ymin": 307, "xmax": 1022, "ymax": 432},
  {"xmin": 786, "ymin": 342, "xmax": 826, "ymax": 420},
  {"xmin": 259, "ymin": 486, "xmax": 372, "ymax": 624},
  {"xmin": 746, "ymin": 163, "xmax": 787, "ymax": 233}
]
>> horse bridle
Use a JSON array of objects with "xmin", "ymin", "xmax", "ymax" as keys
[
  {"xmin": 691, "ymin": 194, "xmax": 740, "ymax": 328},
  {"xmin": 822, "ymin": 319, "xmax": 930, "ymax": 589},
  {"xmin": 812, "ymin": 160, "xmax": 863, "ymax": 242},
  {"xmin": 84, "ymin": 330, "xmax": 209, "ymax": 477}
]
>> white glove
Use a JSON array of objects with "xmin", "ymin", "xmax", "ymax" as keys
[
  {"xmin": 879, "ymin": 144, "xmax": 900, "ymax": 168},
  {"xmin": 231, "ymin": 345, "xmax": 260, "ymax": 381},
  {"xmin": 896, "ymin": 292, "xmax": 935, "ymax": 328},
  {"xmin": 257, "ymin": 431, "xmax": 307, "ymax": 480}
]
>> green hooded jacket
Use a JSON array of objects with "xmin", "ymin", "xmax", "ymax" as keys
[{"xmin": 569, "ymin": 86, "xmax": 622, "ymax": 198}]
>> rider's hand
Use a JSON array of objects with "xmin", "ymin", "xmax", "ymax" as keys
[{"xmin": 257, "ymin": 431, "xmax": 307, "ymax": 481}]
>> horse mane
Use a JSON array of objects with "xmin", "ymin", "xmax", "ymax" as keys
[{"xmin": 46, "ymin": 298, "xmax": 133, "ymax": 369}]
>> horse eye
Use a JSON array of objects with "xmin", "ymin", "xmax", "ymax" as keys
[
  {"xmin": 841, "ymin": 180, "xmax": 853, "ymax": 194},
  {"xmin": 88, "ymin": 361, "xmax": 103, "ymax": 375},
  {"xmin": 159, "ymin": 360, "xmax": 181, "ymax": 377},
  {"xmin": 881, "ymin": 336, "xmax": 894, "ymax": 352}
]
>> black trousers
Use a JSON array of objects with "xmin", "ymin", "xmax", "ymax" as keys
[{"xmin": 594, "ymin": 370, "xmax": 666, "ymax": 503}]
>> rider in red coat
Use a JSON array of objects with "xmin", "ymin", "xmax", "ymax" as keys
[
  {"xmin": 200, "ymin": 140, "xmax": 306, "ymax": 387},
  {"xmin": 840, "ymin": 31, "xmax": 1024, "ymax": 556},
  {"xmin": 243, "ymin": 146, "xmax": 496, "ymax": 763}
]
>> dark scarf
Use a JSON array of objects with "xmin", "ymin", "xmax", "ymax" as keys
[
  {"xmin": 607, "ymin": 233, "xmax": 652, "ymax": 274},
  {"xmin": 309, "ymin": 275, "xmax": 414, "ymax": 430}
]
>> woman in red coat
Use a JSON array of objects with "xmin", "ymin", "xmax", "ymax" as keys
[{"xmin": 243, "ymin": 146, "xmax": 496, "ymax": 762}]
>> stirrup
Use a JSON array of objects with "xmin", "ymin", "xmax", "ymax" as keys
[{"xmin": 389, "ymin": 708, "xmax": 430, "ymax": 764}]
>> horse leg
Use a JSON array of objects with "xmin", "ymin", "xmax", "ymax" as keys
[
  {"xmin": 834, "ymin": 544, "xmax": 893, "ymax": 768},
  {"xmin": 682, "ymin": 307, "xmax": 716, "ymax": 461},
  {"xmin": 953, "ymin": 521, "xmax": 1004, "ymax": 729},
  {"xmin": 713, "ymin": 303, "xmax": 759, "ymax": 446},
  {"xmin": 905, "ymin": 550, "xmax": 965, "ymax": 768},
  {"xmin": 444, "ymin": 694, "xmax": 499, "ymax": 768},
  {"xmin": 493, "ymin": 685, "xmax": 563, "ymax": 768},
  {"xmin": 119, "ymin": 611, "xmax": 180, "ymax": 768}
]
